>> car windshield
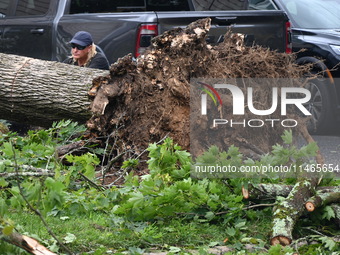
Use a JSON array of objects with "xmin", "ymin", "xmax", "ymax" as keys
[{"xmin": 281, "ymin": 0, "xmax": 340, "ymax": 29}]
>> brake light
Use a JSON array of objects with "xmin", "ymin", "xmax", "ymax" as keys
[
  {"xmin": 135, "ymin": 24, "xmax": 158, "ymax": 57},
  {"xmin": 285, "ymin": 21, "xmax": 292, "ymax": 54}
]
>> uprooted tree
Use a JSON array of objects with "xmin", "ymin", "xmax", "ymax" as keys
[{"xmin": 1, "ymin": 18, "xmax": 338, "ymax": 250}]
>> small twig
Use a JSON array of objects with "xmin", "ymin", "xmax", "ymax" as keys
[
  {"xmin": 78, "ymin": 172, "xmax": 105, "ymax": 191},
  {"xmin": 135, "ymin": 133, "xmax": 170, "ymax": 160},
  {"xmin": 104, "ymin": 151, "xmax": 130, "ymax": 174},
  {"xmin": 302, "ymin": 227, "xmax": 327, "ymax": 236},
  {"xmin": 105, "ymin": 167, "xmax": 130, "ymax": 188},
  {"xmin": 242, "ymin": 203, "xmax": 276, "ymax": 210}
]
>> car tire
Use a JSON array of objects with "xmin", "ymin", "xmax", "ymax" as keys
[
  {"xmin": 296, "ymin": 56, "xmax": 335, "ymax": 134},
  {"xmin": 304, "ymin": 76, "xmax": 334, "ymax": 134}
]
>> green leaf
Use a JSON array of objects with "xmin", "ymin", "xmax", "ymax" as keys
[
  {"xmin": 2, "ymin": 142, "xmax": 14, "ymax": 157},
  {"xmin": 322, "ymin": 206, "xmax": 335, "ymax": 220},
  {"xmin": 64, "ymin": 233, "xmax": 76, "ymax": 244},
  {"xmin": 0, "ymin": 178, "xmax": 8, "ymax": 187},
  {"xmin": 168, "ymin": 246, "xmax": 181, "ymax": 253},
  {"xmin": 320, "ymin": 236, "xmax": 336, "ymax": 251},
  {"xmin": 208, "ymin": 241, "xmax": 219, "ymax": 247},
  {"xmin": 2, "ymin": 225, "xmax": 14, "ymax": 236},
  {"xmin": 205, "ymin": 211, "xmax": 215, "ymax": 221},
  {"xmin": 174, "ymin": 150, "xmax": 191, "ymax": 165},
  {"xmin": 122, "ymin": 159, "xmax": 139, "ymax": 169},
  {"xmin": 128, "ymin": 247, "xmax": 145, "ymax": 255},
  {"xmin": 0, "ymin": 198, "xmax": 8, "ymax": 215},
  {"xmin": 128, "ymin": 192, "xmax": 145, "ymax": 208},
  {"xmin": 226, "ymin": 227, "xmax": 236, "ymax": 237},
  {"xmin": 281, "ymin": 130, "xmax": 293, "ymax": 144}
]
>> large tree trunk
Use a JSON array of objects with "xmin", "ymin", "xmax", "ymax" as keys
[{"xmin": 0, "ymin": 53, "xmax": 108, "ymax": 127}]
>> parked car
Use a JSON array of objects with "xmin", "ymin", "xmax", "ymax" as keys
[
  {"xmin": 0, "ymin": 0, "xmax": 291, "ymax": 64},
  {"xmin": 248, "ymin": 0, "xmax": 340, "ymax": 133}
]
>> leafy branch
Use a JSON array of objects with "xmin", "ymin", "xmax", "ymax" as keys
[{"xmin": 10, "ymin": 142, "xmax": 75, "ymax": 255}]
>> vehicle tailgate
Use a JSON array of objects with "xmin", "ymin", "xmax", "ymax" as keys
[{"xmin": 155, "ymin": 10, "xmax": 289, "ymax": 52}]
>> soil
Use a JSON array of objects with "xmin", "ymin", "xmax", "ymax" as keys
[{"xmin": 86, "ymin": 18, "xmax": 311, "ymax": 162}]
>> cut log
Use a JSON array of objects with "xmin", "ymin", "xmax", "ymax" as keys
[
  {"xmin": 305, "ymin": 192, "xmax": 340, "ymax": 212},
  {"xmin": 270, "ymin": 178, "xmax": 319, "ymax": 246},
  {"xmin": 242, "ymin": 183, "xmax": 294, "ymax": 200},
  {"xmin": 0, "ymin": 53, "xmax": 108, "ymax": 127},
  {"xmin": 1, "ymin": 230, "xmax": 57, "ymax": 255},
  {"xmin": 242, "ymin": 183, "xmax": 340, "ymax": 200}
]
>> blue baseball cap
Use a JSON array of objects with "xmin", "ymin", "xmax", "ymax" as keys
[{"xmin": 70, "ymin": 31, "xmax": 93, "ymax": 46}]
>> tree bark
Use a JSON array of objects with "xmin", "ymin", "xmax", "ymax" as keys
[
  {"xmin": 1, "ymin": 230, "xmax": 57, "ymax": 255},
  {"xmin": 270, "ymin": 178, "xmax": 319, "ymax": 246},
  {"xmin": 0, "ymin": 53, "xmax": 109, "ymax": 127},
  {"xmin": 242, "ymin": 183, "xmax": 340, "ymax": 245},
  {"xmin": 242, "ymin": 183, "xmax": 294, "ymax": 200},
  {"xmin": 242, "ymin": 183, "xmax": 340, "ymax": 200},
  {"xmin": 305, "ymin": 192, "xmax": 340, "ymax": 212}
]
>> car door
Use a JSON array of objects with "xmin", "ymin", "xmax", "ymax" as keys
[
  {"xmin": 2, "ymin": 0, "xmax": 54, "ymax": 60},
  {"xmin": 0, "ymin": 0, "xmax": 14, "ymax": 52}
]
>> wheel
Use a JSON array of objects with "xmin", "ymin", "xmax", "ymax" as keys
[
  {"xmin": 304, "ymin": 77, "xmax": 334, "ymax": 134},
  {"xmin": 295, "ymin": 57, "xmax": 335, "ymax": 134}
]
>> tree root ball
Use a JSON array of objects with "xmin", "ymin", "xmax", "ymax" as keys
[{"xmin": 86, "ymin": 18, "xmax": 310, "ymax": 158}]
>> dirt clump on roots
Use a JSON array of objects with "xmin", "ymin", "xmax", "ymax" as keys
[{"xmin": 86, "ymin": 18, "xmax": 310, "ymax": 160}]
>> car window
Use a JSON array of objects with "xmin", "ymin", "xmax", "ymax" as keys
[
  {"xmin": 0, "ymin": 0, "xmax": 10, "ymax": 17},
  {"xmin": 15, "ymin": 0, "xmax": 50, "ymax": 16},
  {"xmin": 282, "ymin": 0, "xmax": 340, "ymax": 29},
  {"xmin": 248, "ymin": 0, "xmax": 276, "ymax": 10},
  {"xmin": 192, "ymin": 0, "xmax": 247, "ymax": 11},
  {"xmin": 69, "ymin": 0, "xmax": 190, "ymax": 14}
]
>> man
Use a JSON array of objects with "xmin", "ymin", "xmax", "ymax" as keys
[{"xmin": 63, "ymin": 31, "xmax": 110, "ymax": 70}]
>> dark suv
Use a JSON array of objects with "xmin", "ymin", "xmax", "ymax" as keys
[{"xmin": 248, "ymin": 0, "xmax": 340, "ymax": 133}]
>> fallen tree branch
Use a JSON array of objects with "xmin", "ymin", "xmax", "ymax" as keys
[
  {"xmin": 242, "ymin": 183, "xmax": 340, "ymax": 200},
  {"xmin": 270, "ymin": 178, "xmax": 319, "ymax": 246},
  {"xmin": 0, "ymin": 160, "xmax": 55, "ymax": 178},
  {"xmin": 242, "ymin": 203, "xmax": 276, "ymax": 210},
  {"xmin": 0, "ymin": 171, "xmax": 54, "ymax": 178},
  {"xmin": 292, "ymin": 235, "xmax": 340, "ymax": 253},
  {"xmin": 1, "ymin": 230, "xmax": 57, "ymax": 255},
  {"xmin": 11, "ymin": 142, "xmax": 74, "ymax": 255},
  {"xmin": 242, "ymin": 183, "xmax": 293, "ymax": 200},
  {"xmin": 242, "ymin": 182, "xmax": 340, "ymax": 244},
  {"xmin": 78, "ymin": 172, "xmax": 105, "ymax": 191},
  {"xmin": 56, "ymin": 140, "xmax": 88, "ymax": 160},
  {"xmin": 0, "ymin": 160, "xmax": 54, "ymax": 174},
  {"xmin": 305, "ymin": 192, "xmax": 340, "ymax": 212}
]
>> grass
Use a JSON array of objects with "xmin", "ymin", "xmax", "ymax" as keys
[
  {"xmin": 5, "ymin": 208, "xmax": 274, "ymax": 254},
  {"xmin": 3, "ymin": 197, "xmax": 339, "ymax": 255},
  {"xmin": 7, "ymin": 206, "xmax": 338, "ymax": 255}
]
